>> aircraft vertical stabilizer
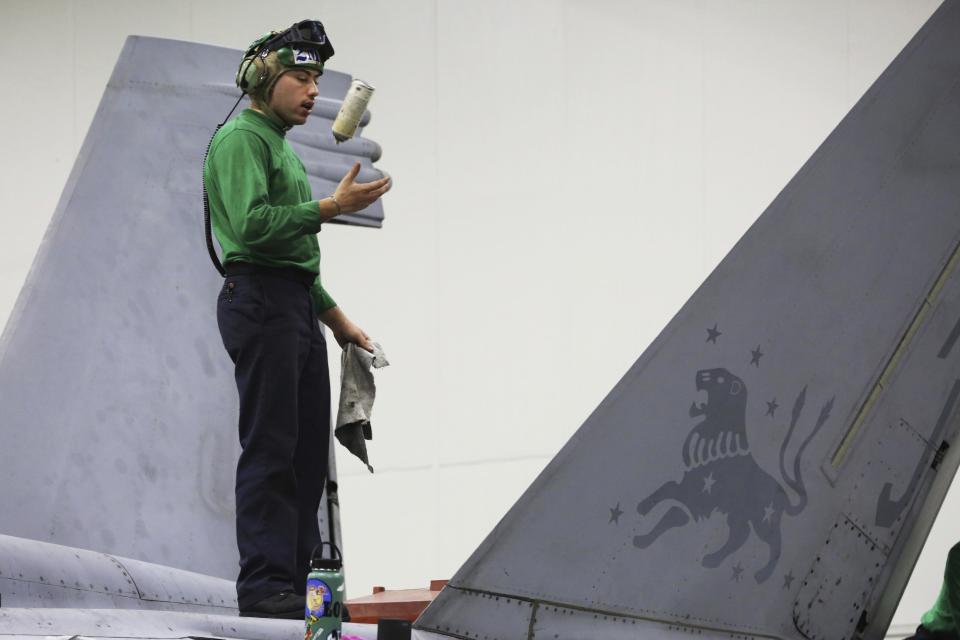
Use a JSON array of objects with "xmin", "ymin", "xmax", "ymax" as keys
[{"xmin": 417, "ymin": 2, "xmax": 960, "ymax": 639}]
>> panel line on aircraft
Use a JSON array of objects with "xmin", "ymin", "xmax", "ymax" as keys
[
  {"xmin": 937, "ymin": 315, "xmax": 960, "ymax": 359},
  {"xmin": 430, "ymin": 585, "xmax": 788, "ymax": 640},
  {"xmin": 875, "ymin": 378, "xmax": 960, "ymax": 527},
  {"xmin": 832, "ymin": 236, "xmax": 960, "ymax": 468}
]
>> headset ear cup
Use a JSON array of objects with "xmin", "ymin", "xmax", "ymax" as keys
[
  {"xmin": 241, "ymin": 55, "xmax": 264, "ymax": 93},
  {"xmin": 236, "ymin": 56, "xmax": 252, "ymax": 90}
]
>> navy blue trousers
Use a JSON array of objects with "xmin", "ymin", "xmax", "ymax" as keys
[{"xmin": 216, "ymin": 267, "xmax": 331, "ymax": 609}]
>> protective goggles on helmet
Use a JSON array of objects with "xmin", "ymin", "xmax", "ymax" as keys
[{"xmin": 245, "ymin": 19, "xmax": 335, "ymax": 68}]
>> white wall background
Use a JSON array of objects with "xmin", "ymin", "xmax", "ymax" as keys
[{"xmin": 0, "ymin": 0, "xmax": 953, "ymax": 629}]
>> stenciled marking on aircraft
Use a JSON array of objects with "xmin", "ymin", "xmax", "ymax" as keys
[
  {"xmin": 875, "ymin": 379, "xmax": 960, "ymax": 527},
  {"xmin": 766, "ymin": 398, "xmax": 779, "ymax": 418},
  {"xmin": 706, "ymin": 324, "xmax": 722, "ymax": 344},
  {"xmin": 609, "ymin": 502, "xmax": 624, "ymax": 524},
  {"xmin": 782, "ymin": 570, "xmax": 795, "ymax": 589},
  {"xmin": 633, "ymin": 367, "xmax": 834, "ymax": 584},
  {"xmin": 937, "ymin": 317, "xmax": 960, "ymax": 359}
]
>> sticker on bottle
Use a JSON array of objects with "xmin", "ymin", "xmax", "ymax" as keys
[{"xmin": 306, "ymin": 577, "xmax": 332, "ymax": 617}]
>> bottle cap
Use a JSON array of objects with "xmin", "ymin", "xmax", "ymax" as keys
[{"xmin": 311, "ymin": 557, "xmax": 342, "ymax": 571}]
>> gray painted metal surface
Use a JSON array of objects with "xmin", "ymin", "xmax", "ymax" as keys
[
  {"xmin": 0, "ymin": 35, "xmax": 384, "ymax": 585},
  {"xmin": 0, "ymin": 534, "xmax": 235, "ymax": 612},
  {"xmin": 417, "ymin": 2, "xmax": 960, "ymax": 639},
  {"xmin": 0, "ymin": 608, "xmax": 378, "ymax": 640}
]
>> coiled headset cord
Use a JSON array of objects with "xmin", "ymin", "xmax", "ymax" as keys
[{"xmin": 202, "ymin": 93, "xmax": 246, "ymax": 277}]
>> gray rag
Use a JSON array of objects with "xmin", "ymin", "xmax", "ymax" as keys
[{"xmin": 335, "ymin": 342, "xmax": 389, "ymax": 473}]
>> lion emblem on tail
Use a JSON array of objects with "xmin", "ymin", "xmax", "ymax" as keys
[{"xmin": 633, "ymin": 368, "xmax": 833, "ymax": 584}]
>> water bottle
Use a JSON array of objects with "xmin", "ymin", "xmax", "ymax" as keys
[
  {"xmin": 332, "ymin": 79, "xmax": 375, "ymax": 143},
  {"xmin": 305, "ymin": 543, "xmax": 345, "ymax": 640}
]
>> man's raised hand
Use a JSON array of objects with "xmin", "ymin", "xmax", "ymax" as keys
[{"xmin": 332, "ymin": 162, "xmax": 391, "ymax": 214}]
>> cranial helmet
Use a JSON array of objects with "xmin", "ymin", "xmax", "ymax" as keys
[{"xmin": 236, "ymin": 19, "xmax": 335, "ymax": 99}]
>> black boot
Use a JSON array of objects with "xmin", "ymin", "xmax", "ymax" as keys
[{"xmin": 239, "ymin": 592, "xmax": 305, "ymax": 619}]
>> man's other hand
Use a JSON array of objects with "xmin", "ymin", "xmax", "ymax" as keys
[
  {"xmin": 333, "ymin": 321, "xmax": 374, "ymax": 353},
  {"xmin": 319, "ymin": 305, "xmax": 374, "ymax": 352}
]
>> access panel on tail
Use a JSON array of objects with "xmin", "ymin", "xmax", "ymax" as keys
[{"xmin": 416, "ymin": 2, "xmax": 960, "ymax": 639}]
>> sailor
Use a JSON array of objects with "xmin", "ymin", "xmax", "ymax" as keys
[
  {"xmin": 909, "ymin": 543, "xmax": 960, "ymax": 640},
  {"xmin": 203, "ymin": 20, "xmax": 390, "ymax": 619}
]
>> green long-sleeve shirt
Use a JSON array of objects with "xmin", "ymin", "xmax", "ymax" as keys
[
  {"xmin": 922, "ymin": 543, "xmax": 960, "ymax": 634},
  {"xmin": 203, "ymin": 108, "xmax": 335, "ymax": 312}
]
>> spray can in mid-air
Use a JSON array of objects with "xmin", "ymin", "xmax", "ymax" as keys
[
  {"xmin": 332, "ymin": 79, "xmax": 375, "ymax": 143},
  {"xmin": 305, "ymin": 544, "xmax": 345, "ymax": 640}
]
